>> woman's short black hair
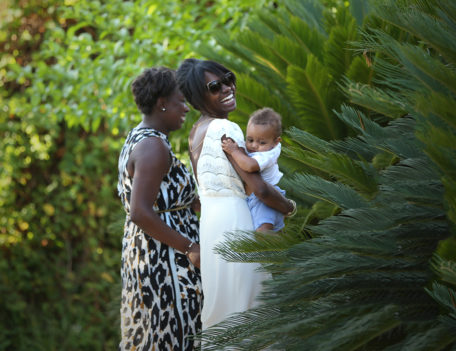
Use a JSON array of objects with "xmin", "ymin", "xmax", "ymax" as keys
[
  {"xmin": 176, "ymin": 58, "xmax": 235, "ymax": 111},
  {"xmin": 131, "ymin": 67, "xmax": 177, "ymax": 115}
]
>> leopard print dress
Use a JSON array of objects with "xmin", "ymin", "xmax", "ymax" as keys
[{"xmin": 117, "ymin": 127, "xmax": 202, "ymax": 350}]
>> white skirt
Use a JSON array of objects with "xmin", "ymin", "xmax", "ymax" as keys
[{"xmin": 199, "ymin": 195, "xmax": 269, "ymax": 329}]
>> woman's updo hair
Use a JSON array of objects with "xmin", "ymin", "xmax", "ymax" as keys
[
  {"xmin": 131, "ymin": 67, "xmax": 177, "ymax": 115},
  {"xmin": 176, "ymin": 58, "xmax": 234, "ymax": 111}
]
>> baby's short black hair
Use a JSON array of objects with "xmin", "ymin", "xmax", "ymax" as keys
[
  {"xmin": 131, "ymin": 67, "xmax": 176, "ymax": 115},
  {"xmin": 248, "ymin": 107, "xmax": 282, "ymax": 138}
]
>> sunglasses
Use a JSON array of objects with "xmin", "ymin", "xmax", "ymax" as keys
[{"xmin": 206, "ymin": 72, "xmax": 236, "ymax": 94}]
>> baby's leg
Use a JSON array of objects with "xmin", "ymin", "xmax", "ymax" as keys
[{"xmin": 256, "ymin": 223, "xmax": 274, "ymax": 232}]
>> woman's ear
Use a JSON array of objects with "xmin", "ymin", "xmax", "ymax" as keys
[{"xmin": 156, "ymin": 97, "xmax": 167, "ymax": 112}]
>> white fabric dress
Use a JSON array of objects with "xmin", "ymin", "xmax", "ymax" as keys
[{"xmin": 197, "ymin": 118, "xmax": 269, "ymax": 329}]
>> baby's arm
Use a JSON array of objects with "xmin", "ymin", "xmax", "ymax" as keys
[{"xmin": 222, "ymin": 138, "xmax": 260, "ymax": 173}]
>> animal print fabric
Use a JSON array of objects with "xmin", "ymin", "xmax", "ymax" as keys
[{"xmin": 117, "ymin": 127, "xmax": 202, "ymax": 350}]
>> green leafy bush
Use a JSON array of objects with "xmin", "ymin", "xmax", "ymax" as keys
[{"xmin": 0, "ymin": 0, "xmax": 266, "ymax": 349}]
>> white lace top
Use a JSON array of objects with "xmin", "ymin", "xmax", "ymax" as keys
[{"xmin": 197, "ymin": 118, "xmax": 247, "ymax": 198}]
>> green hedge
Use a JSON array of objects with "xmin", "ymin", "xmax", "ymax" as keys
[{"xmin": 0, "ymin": 0, "xmax": 267, "ymax": 349}]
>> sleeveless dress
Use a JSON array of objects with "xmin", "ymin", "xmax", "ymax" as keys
[
  {"xmin": 197, "ymin": 118, "xmax": 269, "ymax": 329},
  {"xmin": 117, "ymin": 127, "xmax": 202, "ymax": 351}
]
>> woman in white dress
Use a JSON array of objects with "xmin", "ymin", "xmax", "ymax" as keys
[{"xmin": 176, "ymin": 59, "xmax": 295, "ymax": 329}]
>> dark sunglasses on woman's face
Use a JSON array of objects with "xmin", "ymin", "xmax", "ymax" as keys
[{"xmin": 206, "ymin": 72, "xmax": 236, "ymax": 94}]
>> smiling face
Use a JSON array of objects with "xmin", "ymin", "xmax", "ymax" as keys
[
  {"xmin": 201, "ymin": 71, "xmax": 236, "ymax": 118},
  {"xmin": 163, "ymin": 87, "xmax": 190, "ymax": 132},
  {"xmin": 245, "ymin": 121, "xmax": 281, "ymax": 153}
]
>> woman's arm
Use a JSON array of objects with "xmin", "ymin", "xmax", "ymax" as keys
[
  {"xmin": 128, "ymin": 137, "xmax": 200, "ymax": 268},
  {"xmin": 221, "ymin": 135, "xmax": 294, "ymax": 215}
]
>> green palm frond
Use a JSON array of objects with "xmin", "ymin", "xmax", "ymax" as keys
[
  {"xmin": 375, "ymin": 0, "xmax": 456, "ymax": 63},
  {"xmin": 287, "ymin": 60, "xmax": 346, "ymax": 138},
  {"xmin": 437, "ymin": 1, "xmax": 456, "ymax": 33},
  {"xmin": 334, "ymin": 109, "xmax": 425, "ymax": 161},
  {"xmin": 356, "ymin": 11, "xmax": 456, "ymax": 102},
  {"xmin": 214, "ymin": 229, "xmax": 304, "ymax": 264},
  {"xmin": 382, "ymin": 322, "xmax": 456, "ymax": 351},
  {"xmin": 281, "ymin": 173, "xmax": 369, "ymax": 209},
  {"xmin": 415, "ymin": 118, "xmax": 456, "ymax": 223},
  {"xmin": 426, "ymin": 282, "xmax": 456, "ymax": 322},
  {"xmin": 369, "ymin": 56, "xmax": 416, "ymax": 92},
  {"xmin": 344, "ymin": 79, "xmax": 408, "ymax": 118},
  {"xmin": 302, "ymin": 200, "xmax": 339, "ymax": 222},
  {"xmin": 284, "ymin": 0, "xmax": 326, "ymax": 35},
  {"xmin": 200, "ymin": 0, "xmax": 456, "ymax": 349},
  {"xmin": 203, "ymin": 31, "xmax": 257, "ymax": 74},
  {"xmin": 334, "ymin": 105, "xmax": 385, "ymax": 135},
  {"xmin": 442, "ymin": 177, "xmax": 456, "ymax": 225},
  {"xmin": 286, "ymin": 15, "xmax": 327, "ymax": 60},
  {"xmin": 283, "ymin": 138, "xmax": 378, "ymax": 197},
  {"xmin": 392, "ymin": 41, "xmax": 456, "ymax": 95},
  {"xmin": 253, "ymin": 10, "xmax": 322, "ymax": 65},
  {"xmin": 199, "ymin": 0, "xmax": 372, "ymax": 142},
  {"xmin": 233, "ymin": 73, "xmax": 292, "ymax": 121},
  {"xmin": 416, "ymin": 123, "xmax": 456, "ymax": 170},
  {"xmin": 195, "ymin": 43, "xmax": 249, "ymax": 78},
  {"xmin": 237, "ymin": 31, "xmax": 288, "ymax": 78},
  {"xmin": 350, "ymin": 0, "xmax": 372, "ymax": 25},
  {"xmin": 245, "ymin": 9, "xmax": 282, "ymax": 41},
  {"xmin": 284, "ymin": 147, "xmax": 377, "ymax": 195},
  {"xmin": 378, "ymin": 118, "xmax": 425, "ymax": 158},
  {"xmin": 378, "ymin": 157, "xmax": 442, "ymax": 195},
  {"xmin": 208, "ymin": 111, "xmax": 452, "ymax": 348},
  {"xmin": 311, "ymin": 207, "xmax": 407, "ymax": 235},
  {"xmin": 324, "ymin": 10, "xmax": 358, "ymax": 82},
  {"xmin": 312, "ymin": 305, "xmax": 402, "ymax": 351},
  {"xmin": 199, "ymin": 306, "xmax": 281, "ymax": 350},
  {"xmin": 270, "ymin": 34, "xmax": 310, "ymax": 68},
  {"xmin": 286, "ymin": 126, "xmax": 333, "ymax": 152},
  {"xmin": 426, "ymin": 254, "xmax": 456, "ymax": 331},
  {"xmin": 416, "ymin": 91, "xmax": 456, "ymax": 130},
  {"xmin": 345, "ymin": 55, "xmax": 374, "ymax": 85},
  {"xmin": 329, "ymin": 136, "xmax": 379, "ymax": 161}
]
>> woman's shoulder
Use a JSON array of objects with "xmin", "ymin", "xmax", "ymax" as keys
[
  {"xmin": 131, "ymin": 126, "xmax": 167, "ymax": 138},
  {"xmin": 210, "ymin": 117, "xmax": 237, "ymax": 127},
  {"xmin": 204, "ymin": 118, "xmax": 244, "ymax": 147},
  {"xmin": 207, "ymin": 118, "xmax": 241, "ymax": 135},
  {"xmin": 128, "ymin": 127, "xmax": 170, "ymax": 145}
]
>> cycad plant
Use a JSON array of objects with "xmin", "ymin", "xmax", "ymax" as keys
[
  {"xmin": 198, "ymin": 0, "xmax": 374, "ymax": 140},
  {"xmin": 201, "ymin": 0, "xmax": 456, "ymax": 349}
]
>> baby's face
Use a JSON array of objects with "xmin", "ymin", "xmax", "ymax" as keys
[{"xmin": 245, "ymin": 122, "xmax": 280, "ymax": 153}]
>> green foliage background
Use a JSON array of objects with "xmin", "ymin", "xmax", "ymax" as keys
[
  {"xmin": 0, "ymin": 0, "xmax": 266, "ymax": 349},
  {"xmin": 2, "ymin": 0, "xmax": 455, "ymax": 350}
]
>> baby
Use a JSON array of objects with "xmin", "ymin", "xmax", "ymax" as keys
[{"xmin": 222, "ymin": 107, "xmax": 286, "ymax": 232}]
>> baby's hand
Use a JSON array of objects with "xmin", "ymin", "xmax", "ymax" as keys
[{"xmin": 221, "ymin": 138, "xmax": 239, "ymax": 155}]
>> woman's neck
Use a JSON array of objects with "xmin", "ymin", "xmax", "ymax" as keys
[
  {"xmin": 137, "ymin": 115, "xmax": 168, "ymax": 135},
  {"xmin": 201, "ymin": 110, "xmax": 229, "ymax": 120}
]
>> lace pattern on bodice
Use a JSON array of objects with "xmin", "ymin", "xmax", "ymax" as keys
[{"xmin": 197, "ymin": 118, "xmax": 246, "ymax": 198}]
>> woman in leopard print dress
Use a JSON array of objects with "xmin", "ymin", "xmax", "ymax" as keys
[{"xmin": 117, "ymin": 67, "xmax": 202, "ymax": 350}]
